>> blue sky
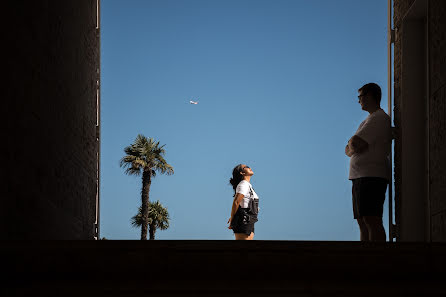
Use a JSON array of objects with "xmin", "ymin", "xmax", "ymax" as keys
[{"xmin": 100, "ymin": 0, "xmax": 392, "ymax": 240}]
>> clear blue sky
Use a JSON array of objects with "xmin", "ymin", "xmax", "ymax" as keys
[{"xmin": 100, "ymin": 0, "xmax": 392, "ymax": 240}]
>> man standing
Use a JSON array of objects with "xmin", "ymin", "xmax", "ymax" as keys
[{"xmin": 345, "ymin": 83, "xmax": 392, "ymax": 242}]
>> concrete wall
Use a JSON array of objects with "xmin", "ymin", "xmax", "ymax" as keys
[
  {"xmin": 394, "ymin": 0, "xmax": 446, "ymax": 241},
  {"xmin": 2, "ymin": 1, "xmax": 99, "ymax": 239},
  {"xmin": 393, "ymin": 0, "xmax": 416, "ymax": 242}
]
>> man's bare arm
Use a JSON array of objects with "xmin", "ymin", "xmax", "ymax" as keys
[
  {"xmin": 347, "ymin": 135, "xmax": 369, "ymax": 154},
  {"xmin": 345, "ymin": 144, "xmax": 354, "ymax": 157}
]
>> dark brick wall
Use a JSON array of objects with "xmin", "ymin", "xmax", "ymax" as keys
[
  {"xmin": 394, "ymin": 0, "xmax": 446, "ymax": 241},
  {"xmin": 3, "ymin": 1, "xmax": 99, "ymax": 239}
]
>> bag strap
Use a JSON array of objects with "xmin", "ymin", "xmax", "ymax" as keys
[{"xmin": 249, "ymin": 184, "xmax": 255, "ymax": 200}]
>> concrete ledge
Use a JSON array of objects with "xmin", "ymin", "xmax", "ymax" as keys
[{"xmin": 2, "ymin": 241, "xmax": 446, "ymax": 296}]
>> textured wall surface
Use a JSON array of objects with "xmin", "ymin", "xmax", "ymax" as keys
[
  {"xmin": 3, "ymin": 1, "xmax": 99, "ymax": 239},
  {"xmin": 393, "ymin": 0, "xmax": 416, "ymax": 241},
  {"xmin": 428, "ymin": 0, "xmax": 446, "ymax": 241},
  {"xmin": 394, "ymin": 0, "xmax": 446, "ymax": 241}
]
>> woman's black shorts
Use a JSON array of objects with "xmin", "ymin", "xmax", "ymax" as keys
[
  {"xmin": 352, "ymin": 177, "xmax": 388, "ymax": 219},
  {"xmin": 231, "ymin": 207, "xmax": 256, "ymax": 235}
]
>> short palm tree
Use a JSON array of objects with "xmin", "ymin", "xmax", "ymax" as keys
[
  {"xmin": 131, "ymin": 200, "xmax": 170, "ymax": 240},
  {"xmin": 120, "ymin": 134, "xmax": 174, "ymax": 240}
]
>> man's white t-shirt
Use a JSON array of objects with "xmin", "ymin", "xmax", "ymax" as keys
[
  {"xmin": 236, "ymin": 180, "xmax": 259, "ymax": 208},
  {"xmin": 349, "ymin": 109, "xmax": 392, "ymax": 180}
]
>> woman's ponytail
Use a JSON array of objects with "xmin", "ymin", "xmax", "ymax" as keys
[{"xmin": 229, "ymin": 164, "xmax": 244, "ymax": 196}]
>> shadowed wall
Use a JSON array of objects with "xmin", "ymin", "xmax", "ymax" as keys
[
  {"xmin": 3, "ymin": 1, "xmax": 99, "ymax": 239},
  {"xmin": 393, "ymin": 0, "xmax": 446, "ymax": 241}
]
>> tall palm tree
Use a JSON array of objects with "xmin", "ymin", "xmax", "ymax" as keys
[
  {"xmin": 131, "ymin": 200, "xmax": 170, "ymax": 240},
  {"xmin": 120, "ymin": 134, "xmax": 174, "ymax": 240}
]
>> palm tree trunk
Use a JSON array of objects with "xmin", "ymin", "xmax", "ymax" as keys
[
  {"xmin": 149, "ymin": 223, "xmax": 156, "ymax": 240},
  {"xmin": 140, "ymin": 170, "xmax": 151, "ymax": 240}
]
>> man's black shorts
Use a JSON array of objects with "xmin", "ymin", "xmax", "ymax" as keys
[{"xmin": 352, "ymin": 177, "xmax": 388, "ymax": 219}]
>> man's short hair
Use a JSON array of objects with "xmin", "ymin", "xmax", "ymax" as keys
[{"xmin": 358, "ymin": 83, "xmax": 381, "ymax": 105}]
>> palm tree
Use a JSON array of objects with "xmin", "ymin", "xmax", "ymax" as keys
[
  {"xmin": 120, "ymin": 134, "xmax": 174, "ymax": 240},
  {"xmin": 131, "ymin": 200, "xmax": 170, "ymax": 240}
]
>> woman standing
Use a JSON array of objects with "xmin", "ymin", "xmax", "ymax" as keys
[{"xmin": 228, "ymin": 164, "xmax": 260, "ymax": 240}]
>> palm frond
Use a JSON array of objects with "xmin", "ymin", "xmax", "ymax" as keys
[
  {"xmin": 121, "ymin": 134, "xmax": 174, "ymax": 178},
  {"xmin": 125, "ymin": 167, "xmax": 141, "ymax": 176}
]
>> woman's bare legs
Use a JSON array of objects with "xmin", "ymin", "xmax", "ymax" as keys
[{"xmin": 235, "ymin": 232, "xmax": 254, "ymax": 240}]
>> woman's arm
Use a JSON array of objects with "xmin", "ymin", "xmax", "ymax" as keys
[{"xmin": 228, "ymin": 193, "xmax": 244, "ymax": 228}]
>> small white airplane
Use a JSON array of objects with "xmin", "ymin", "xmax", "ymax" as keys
[{"xmin": 189, "ymin": 100, "xmax": 199, "ymax": 105}]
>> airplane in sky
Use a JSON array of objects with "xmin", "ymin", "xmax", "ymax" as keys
[{"xmin": 189, "ymin": 100, "xmax": 198, "ymax": 105}]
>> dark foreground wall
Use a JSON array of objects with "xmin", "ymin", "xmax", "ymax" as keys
[
  {"xmin": 3, "ymin": 1, "xmax": 99, "ymax": 239},
  {"xmin": 427, "ymin": 0, "xmax": 446, "ymax": 242},
  {"xmin": 393, "ymin": 0, "xmax": 446, "ymax": 241},
  {"xmin": 2, "ymin": 241, "xmax": 446, "ymax": 297}
]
